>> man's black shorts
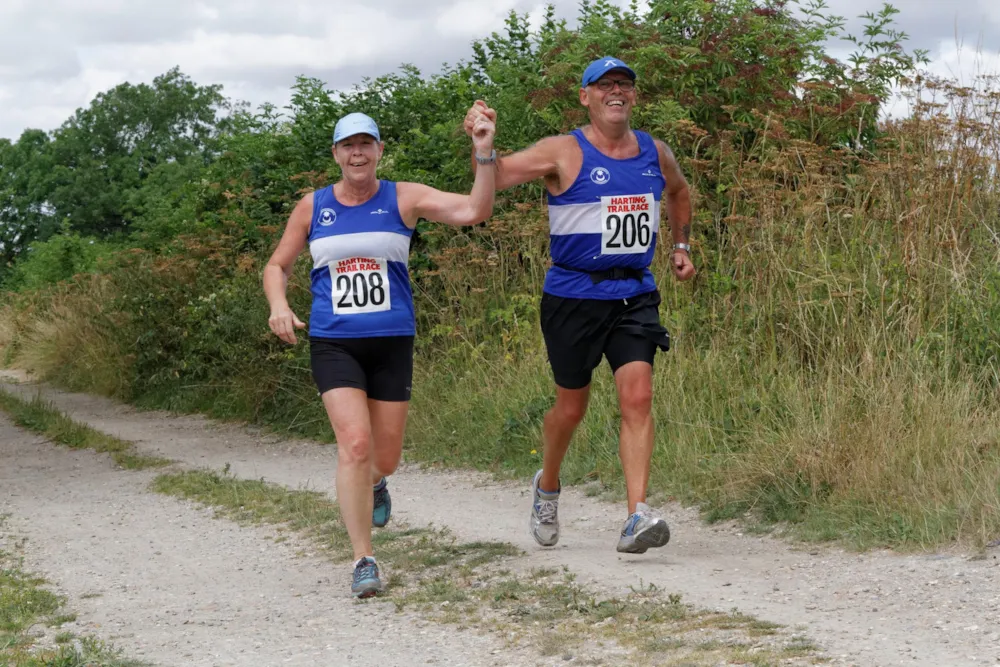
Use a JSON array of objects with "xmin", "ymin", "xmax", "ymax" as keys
[
  {"xmin": 309, "ymin": 336, "xmax": 413, "ymax": 402},
  {"xmin": 539, "ymin": 290, "xmax": 670, "ymax": 390}
]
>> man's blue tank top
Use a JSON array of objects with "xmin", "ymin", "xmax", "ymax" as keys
[
  {"xmin": 544, "ymin": 128, "xmax": 666, "ymax": 299},
  {"xmin": 307, "ymin": 180, "xmax": 415, "ymax": 338}
]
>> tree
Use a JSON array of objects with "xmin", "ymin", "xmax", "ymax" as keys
[
  {"xmin": 0, "ymin": 130, "xmax": 56, "ymax": 272},
  {"xmin": 45, "ymin": 67, "xmax": 227, "ymax": 237}
]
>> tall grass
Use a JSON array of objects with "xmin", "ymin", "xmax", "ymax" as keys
[
  {"xmin": 403, "ymin": 76, "xmax": 1000, "ymax": 549},
  {"xmin": 406, "ymin": 337, "xmax": 1000, "ymax": 548},
  {"xmin": 3, "ymin": 79, "xmax": 1000, "ymax": 550},
  {"xmin": 11, "ymin": 276, "xmax": 131, "ymax": 397}
]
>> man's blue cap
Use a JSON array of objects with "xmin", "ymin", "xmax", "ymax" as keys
[
  {"xmin": 333, "ymin": 112, "xmax": 380, "ymax": 144},
  {"xmin": 581, "ymin": 56, "xmax": 637, "ymax": 88}
]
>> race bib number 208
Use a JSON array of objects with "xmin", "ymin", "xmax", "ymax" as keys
[
  {"xmin": 601, "ymin": 193, "xmax": 655, "ymax": 255},
  {"xmin": 331, "ymin": 257, "xmax": 391, "ymax": 315}
]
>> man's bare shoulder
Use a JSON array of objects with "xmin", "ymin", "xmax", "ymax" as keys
[
  {"xmin": 514, "ymin": 133, "xmax": 577, "ymax": 156},
  {"xmin": 650, "ymin": 136, "xmax": 677, "ymax": 157}
]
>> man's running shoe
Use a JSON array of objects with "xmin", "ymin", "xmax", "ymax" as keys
[
  {"xmin": 530, "ymin": 469, "xmax": 560, "ymax": 547},
  {"xmin": 616, "ymin": 502, "xmax": 670, "ymax": 554}
]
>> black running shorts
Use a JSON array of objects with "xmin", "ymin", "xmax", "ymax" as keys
[
  {"xmin": 539, "ymin": 290, "xmax": 670, "ymax": 390},
  {"xmin": 309, "ymin": 336, "xmax": 414, "ymax": 402}
]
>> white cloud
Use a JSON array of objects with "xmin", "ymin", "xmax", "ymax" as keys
[
  {"xmin": 84, "ymin": 28, "xmax": 393, "ymax": 79},
  {"xmin": 434, "ymin": 0, "xmax": 524, "ymax": 38},
  {"xmin": 934, "ymin": 41, "xmax": 1000, "ymax": 81},
  {"xmin": 0, "ymin": 0, "xmax": 555, "ymax": 139},
  {"xmin": 1, "ymin": 0, "xmax": 997, "ymax": 140}
]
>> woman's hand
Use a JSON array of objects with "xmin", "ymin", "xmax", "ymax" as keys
[{"xmin": 268, "ymin": 305, "xmax": 306, "ymax": 344}]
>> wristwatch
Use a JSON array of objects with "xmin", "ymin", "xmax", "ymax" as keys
[
  {"xmin": 475, "ymin": 149, "xmax": 497, "ymax": 165},
  {"xmin": 673, "ymin": 243, "xmax": 691, "ymax": 252}
]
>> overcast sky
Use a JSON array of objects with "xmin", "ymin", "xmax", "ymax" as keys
[{"xmin": 1, "ymin": 0, "xmax": 999, "ymax": 141}]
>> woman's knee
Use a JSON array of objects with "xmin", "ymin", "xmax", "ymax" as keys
[
  {"xmin": 373, "ymin": 439, "xmax": 403, "ymax": 476},
  {"xmin": 337, "ymin": 432, "xmax": 373, "ymax": 466}
]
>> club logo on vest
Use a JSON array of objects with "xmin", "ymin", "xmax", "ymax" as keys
[
  {"xmin": 318, "ymin": 208, "xmax": 337, "ymax": 226},
  {"xmin": 590, "ymin": 167, "xmax": 611, "ymax": 185}
]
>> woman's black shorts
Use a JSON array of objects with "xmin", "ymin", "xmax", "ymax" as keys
[{"xmin": 309, "ymin": 336, "xmax": 414, "ymax": 402}]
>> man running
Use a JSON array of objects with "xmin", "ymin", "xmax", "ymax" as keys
[
  {"xmin": 465, "ymin": 56, "xmax": 695, "ymax": 553},
  {"xmin": 265, "ymin": 109, "xmax": 498, "ymax": 597}
]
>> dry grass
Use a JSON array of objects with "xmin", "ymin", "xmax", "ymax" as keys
[{"xmin": 4, "ymin": 275, "xmax": 132, "ymax": 398}]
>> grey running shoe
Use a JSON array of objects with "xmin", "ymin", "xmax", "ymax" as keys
[
  {"xmin": 530, "ymin": 469, "xmax": 560, "ymax": 547},
  {"xmin": 616, "ymin": 502, "xmax": 670, "ymax": 554},
  {"xmin": 351, "ymin": 557, "xmax": 383, "ymax": 598}
]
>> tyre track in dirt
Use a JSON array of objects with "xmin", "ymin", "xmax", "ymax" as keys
[{"xmin": 4, "ymin": 374, "xmax": 1000, "ymax": 666}]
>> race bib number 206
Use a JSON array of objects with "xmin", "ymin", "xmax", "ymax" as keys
[
  {"xmin": 331, "ymin": 257, "xmax": 391, "ymax": 315},
  {"xmin": 601, "ymin": 193, "xmax": 655, "ymax": 255}
]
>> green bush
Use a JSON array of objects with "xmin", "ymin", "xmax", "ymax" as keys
[{"xmin": 2, "ymin": 227, "xmax": 117, "ymax": 291}]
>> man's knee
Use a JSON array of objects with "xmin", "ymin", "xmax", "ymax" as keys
[
  {"xmin": 551, "ymin": 394, "xmax": 588, "ymax": 426},
  {"xmin": 618, "ymin": 375, "xmax": 653, "ymax": 420}
]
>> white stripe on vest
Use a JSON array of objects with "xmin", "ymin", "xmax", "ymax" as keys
[
  {"xmin": 549, "ymin": 201, "xmax": 661, "ymax": 236},
  {"xmin": 310, "ymin": 231, "xmax": 410, "ymax": 269}
]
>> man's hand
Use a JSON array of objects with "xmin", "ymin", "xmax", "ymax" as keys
[
  {"xmin": 672, "ymin": 250, "xmax": 695, "ymax": 281},
  {"xmin": 464, "ymin": 100, "xmax": 497, "ymax": 138}
]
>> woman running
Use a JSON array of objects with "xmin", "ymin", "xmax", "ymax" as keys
[{"xmin": 263, "ymin": 109, "xmax": 497, "ymax": 597}]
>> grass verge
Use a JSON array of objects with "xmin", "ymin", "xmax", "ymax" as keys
[
  {"xmin": 0, "ymin": 518, "xmax": 150, "ymax": 667},
  {"xmin": 0, "ymin": 389, "xmax": 171, "ymax": 470}
]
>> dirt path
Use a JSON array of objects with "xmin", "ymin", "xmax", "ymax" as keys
[
  {"xmin": 0, "ymin": 413, "xmax": 541, "ymax": 666},
  {"xmin": 3, "ymin": 374, "xmax": 1000, "ymax": 666}
]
